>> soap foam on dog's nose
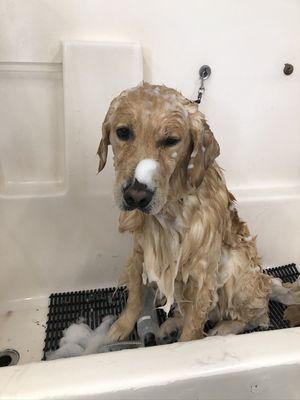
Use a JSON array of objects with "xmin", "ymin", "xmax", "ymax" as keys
[{"xmin": 134, "ymin": 159, "xmax": 159, "ymax": 189}]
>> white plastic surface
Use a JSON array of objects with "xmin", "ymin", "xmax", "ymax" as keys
[
  {"xmin": 1, "ymin": 329, "xmax": 300, "ymax": 399},
  {"xmin": 1, "ymin": 0, "xmax": 300, "ymax": 194},
  {"xmin": 0, "ymin": 1, "xmax": 300, "ymax": 399},
  {"xmin": 0, "ymin": 63, "xmax": 65, "ymax": 196},
  {"xmin": 0, "ymin": 41, "xmax": 142, "ymax": 304},
  {"xmin": 0, "ymin": 1, "xmax": 299, "ymax": 298}
]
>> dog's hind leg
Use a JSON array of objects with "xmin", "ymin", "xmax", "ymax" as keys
[
  {"xmin": 271, "ymin": 278, "xmax": 300, "ymax": 326},
  {"xmin": 284, "ymin": 305, "xmax": 300, "ymax": 327},
  {"xmin": 208, "ymin": 320, "xmax": 247, "ymax": 336}
]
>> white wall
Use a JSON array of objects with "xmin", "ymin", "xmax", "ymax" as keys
[
  {"xmin": 0, "ymin": 0, "xmax": 300, "ymax": 300},
  {"xmin": 1, "ymin": 0, "xmax": 299, "ymax": 191}
]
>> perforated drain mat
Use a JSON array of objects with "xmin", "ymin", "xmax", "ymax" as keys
[{"xmin": 42, "ymin": 263, "xmax": 298, "ymax": 360}]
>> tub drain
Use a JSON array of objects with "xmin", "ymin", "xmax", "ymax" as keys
[{"xmin": 0, "ymin": 349, "xmax": 19, "ymax": 367}]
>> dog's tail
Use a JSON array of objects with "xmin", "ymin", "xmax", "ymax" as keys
[{"xmin": 270, "ymin": 277, "xmax": 300, "ymax": 305}]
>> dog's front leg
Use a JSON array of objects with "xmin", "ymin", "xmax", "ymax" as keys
[
  {"xmin": 108, "ymin": 248, "xmax": 143, "ymax": 341},
  {"xmin": 179, "ymin": 275, "xmax": 215, "ymax": 342}
]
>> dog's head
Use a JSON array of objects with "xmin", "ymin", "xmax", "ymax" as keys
[{"xmin": 98, "ymin": 83, "xmax": 220, "ymax": 215}]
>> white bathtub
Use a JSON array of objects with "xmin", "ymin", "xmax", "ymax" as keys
[{"xmin": 1, "ymin": 1, "xmax": 300, "ymax": 397}]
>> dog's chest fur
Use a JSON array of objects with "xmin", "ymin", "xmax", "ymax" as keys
[
  {"xmin": 140, "ymin": 209, "xmax": 185, "ymax": 313},
  {"xmin": 121, "ymin": 166, "xmax": 232, "ymax": 314}
]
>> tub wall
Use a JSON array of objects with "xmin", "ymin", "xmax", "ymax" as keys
[{"xmin": 0, "ymin": 0, "xmax": 300, "ymax": 301}]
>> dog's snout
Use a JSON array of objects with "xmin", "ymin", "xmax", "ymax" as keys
[{"xmin": 123, "ymin": 179, "xmax": 153, "ymax": 210}]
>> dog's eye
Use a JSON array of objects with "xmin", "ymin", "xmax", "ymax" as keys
[
  {"xmin": 116, "ymin": 127, "xmax": 132, "ymax": 141},
  {"xmin": 160, "ymin": 137, "xmax": 180, "ymax": 147}
]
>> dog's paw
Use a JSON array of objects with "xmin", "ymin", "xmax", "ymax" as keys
[
  {"xmin": 158, "ymin": 317, "xmax": 182, "ymax": 343},
  {"xmin": 208, "ymin": 320, "xmax": 246, "ymax": 336},
  {"xmin": 284, "ymin": 305, "xmax": 300, "ymax": 327},
  {"xmin": 178, "ymin": 329, "xmax": 204, "ymax": 342},
  {"xmin": 108, "ymin": 316, "xmax": 135, "ymax": 341}
]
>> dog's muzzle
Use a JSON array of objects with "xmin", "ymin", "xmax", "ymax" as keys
[{"xmin": 123, "ymin": 179, "xmax": 154, "ymax": 211}]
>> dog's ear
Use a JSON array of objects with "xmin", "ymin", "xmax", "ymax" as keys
[
  {"xmin": 188, "ymin": 109, "xmax": 220, "ymax": 187},
  {"xmin": 97, "ymin": 115, "xmax": 111, "ymax": 173}
]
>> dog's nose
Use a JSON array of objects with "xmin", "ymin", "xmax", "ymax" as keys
[{"xmin": 123, "ymin": 180, "xmax": 153, "ymax": 210}]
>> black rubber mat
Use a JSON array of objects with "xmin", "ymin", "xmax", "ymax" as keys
[{"xmin": 42, "ymin": 263, "xmax": 298, "ymax": 360}]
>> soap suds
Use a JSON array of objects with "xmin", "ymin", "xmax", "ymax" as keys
[
  {"xmin": 219, "ymin": 249, "xmax": 229, "ymax": 266},
  {"xmin": 229, "ymin": 204, "xmax": 235, "ymax": 211},
  {"xmin": 135, "ymin": 159, "xmax": 159, "ymax": 188},
  {"xmin": 187, "ymin": 164, "xmax": 194, "ymax": 170},
  {"xmin": 46, "ymin": 315, "xmax": 115, "ymax": 360},
  {"xmin": 171, "ymin": 152, "xmax": 178, "ymax": 159},
  {"xmin": 191, "ymin": 149, "xmax": 197, "ymax": 158}
]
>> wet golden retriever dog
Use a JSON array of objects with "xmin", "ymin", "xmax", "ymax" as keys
[{"xmin": 97, "ymin": 83, "xmax": 299, "ymax": 342}]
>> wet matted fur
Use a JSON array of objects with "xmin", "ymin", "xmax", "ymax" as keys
[{"xmin": 97, "ymin": 83, "xmax": 273, "ymax": 342}]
